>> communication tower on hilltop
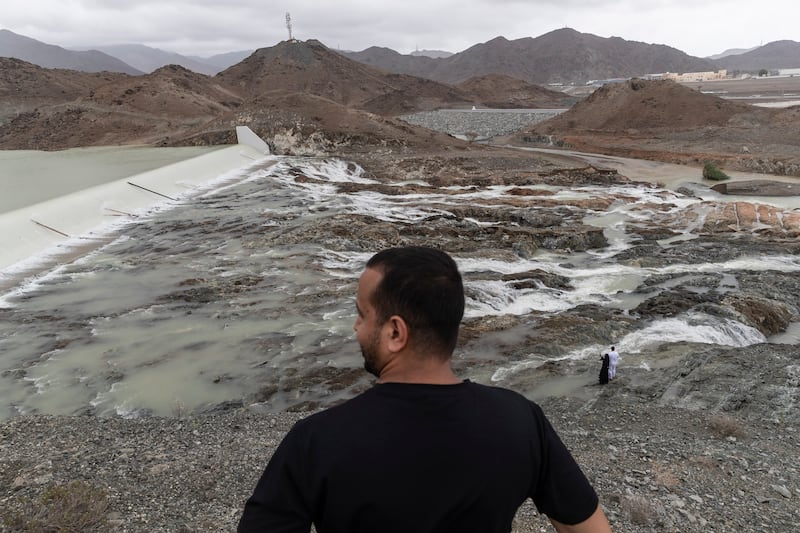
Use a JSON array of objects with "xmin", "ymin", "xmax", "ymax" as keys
[{"xmin": 286, "ymin": 12, "xmax": 293, "ymax": 41}]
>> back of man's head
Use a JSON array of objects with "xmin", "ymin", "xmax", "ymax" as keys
[{"xmin": 366, "ymin": 246, "xmax": 464, "ymax": 356}]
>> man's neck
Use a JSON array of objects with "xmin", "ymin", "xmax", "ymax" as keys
[{"xmin": 377, "ymin": 357, "xmax": 461, "ymax": 385}]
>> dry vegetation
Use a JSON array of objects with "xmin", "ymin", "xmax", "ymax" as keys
[{"xmin": 2, "ymin": 481, "xmax": 109, "ymax": 532}]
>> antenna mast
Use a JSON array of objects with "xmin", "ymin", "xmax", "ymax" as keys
[{"xmin": 285, "ymin": 12, "xmax": 293, "ymax": 41}]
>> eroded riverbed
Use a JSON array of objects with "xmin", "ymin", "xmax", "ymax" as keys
[{"xmin": 1, "ymin": 154, "xmax": 799, "ymax": 418}]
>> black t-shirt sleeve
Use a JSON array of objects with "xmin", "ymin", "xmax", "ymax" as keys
[
  {"xmin": 527, "ymin": 403, "xmax": 599, "ymax": 525},
  {"xmin": 238, "ymin": 422, "xmax": 313, "ymax": 533}
]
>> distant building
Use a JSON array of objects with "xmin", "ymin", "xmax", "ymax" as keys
[
  {"xmin": 585, "ymin": 77, "xmax": 629, "ymax": 87},
  {"xmin": 659, "ymin": 70, "xmax": 728, "ymax": 82},
  {"xmin": 778, "ymin": 68, "xmax": 800, "ymax": 77}
]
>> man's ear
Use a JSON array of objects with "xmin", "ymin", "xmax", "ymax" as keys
[{"xmin": 384, "ymin": 315, "xmax": 409, "ymax": 353}]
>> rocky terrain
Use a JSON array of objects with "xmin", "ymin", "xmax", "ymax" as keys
[
  {"xmin": 0, "ymin": 40, "xmax": 569, "ymax": 151},
  {"xmin": 2, "ymin": 143, "xmax": 799, "ymax": 531},
  {"xmin": 3, "ymin": 37, "xmax": 800, "ymax": 182},
  {"xmin": 514, "ymin": 78, "xmax": 800, "ymax": 177},
  {"xmin": 1, "ymin": 343, "xmax": 798, "ymax": 532},
  {"xmin": 342, "ymin": 28, "xmax": 719, "ymax": 85},
  {"xmin": 2, "ymin": 35, "xmax": 800, "ymax": 533}
]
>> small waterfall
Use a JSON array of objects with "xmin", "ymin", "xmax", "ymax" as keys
[{"xmin": 618, "ymin": 311, "xmax": 767, "ymax": 353}]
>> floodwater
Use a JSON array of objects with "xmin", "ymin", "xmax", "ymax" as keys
[
  {"xmin": 1, "ymin": 151, "xmax": 798, "ymax": 419},
  {"xmin": 0, "ymin": 145, "xmax": 220, "ymax": 214}
]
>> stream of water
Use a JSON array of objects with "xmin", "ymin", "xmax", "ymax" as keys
[{"xmin": 1, "ymin": 154, "xmax": 798, "ymax": 419}]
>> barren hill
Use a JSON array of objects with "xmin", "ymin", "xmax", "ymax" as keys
[
  {"xmin": 86, "ymin": 64, "xmax": 241, "ymax": 119},
  {"xmin": 0, "ymin": 62, "xmax": 246, "ymax": 149},
  {"xmin": 717, "ymin": 40, "xmax": 800, "ymax": 71},
  {"xmin": 0, "ymin": 29, "xmax": 141, "ymax": 75},
  {"xmin": 343, "ymin": 28, "xmax": 719, "ymax": 85},
  {"xmin": 0, "ymin": 57, "xmax": 129, "ymax": 124},
  {"xmin": 216, "ymin": 39, "xmax": 474, "ymax": 114},
  {"xmin": 456, "ymin": 74, "xmax": 575, "ymax": 109},
  {"xmin": 516, "ymin": 78, "xmax": 800, "ymax": 175},
  {"xmin": 536, "ymin": 78, "xmax": 764, "ymax": 132},
  {"xmin": 87, "ymin": 44, "xmax": 221, "ymax": 75},
  {"xmin": 0, "ymin": 41, "xmax": 467, "ymax": 152},
  {"xmin": 342, "ymin": 46, "xmax": 438, "ymax": 78}
]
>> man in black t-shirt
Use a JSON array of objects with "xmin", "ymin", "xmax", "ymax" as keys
[{"xmin": 239, "ymin": 246, "xmax": 612, "ymax": 533}]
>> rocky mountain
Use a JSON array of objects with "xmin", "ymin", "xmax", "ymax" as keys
[
  {"xmin": 0, "ymin": 60, "xmax": 245, "ymax": 149},
  {"xmin": 535, "ymin": 78, "xmax": 762, "ymax": 132},
  {"xmin": 0, "ymin": 29, "xmax": 142, "ymax": 75},
  {"xmin": 0, "ymin": 40, "xmax": 472, "ymax": 151},
  {"xmin": 0, "ymin": 57, "xmax": 129, "ymax": 121},
  {"xmin": 215, "ymin": 39, "xmax": 475, "ymax": 115},
  {"xmin": 340, "ymin": 46, "xmax": 439, "ymax": 79},
  {"xmin": 7, "ymin": 27, "xmax": 797, "ymax": 85},
  {"xmin": 519, "ymin": 78, "xmax": 800, "ymax": 176},
  {"xmin": 716, "ymin": 40, "xmax": 800, "ymax": 71},
  {"xmin": 342, "ymin": 28, "xmax": 720, "ymax": 85},
  {"xmin": 456, "ymin": 74, "xmax": 575, "ymax": 109},
  {"xmin": 410, "ymin": 49, "xmax": 453, "ymax": 59},
  {"xmin": 189, "ymin": 50, "xmax": 253, "ymax": 70},
  {"xmin": 82, "ymin": 44, "xmax": 222, "ymax": 75},
  {"xmin": 706, "ymin": 46, "xmax": 759, "ymax": 60}
]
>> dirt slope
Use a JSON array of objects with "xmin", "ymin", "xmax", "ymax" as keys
[
  {"xmin": 537, "ymin": 79, "xmax": 769, "ymax": 132},
  {"xmin": 216, "ymin": 39, "xmax": 475, "ymax": 115},
  {"xmin": 456, "ymin": 74, "xmax": 576, "ymax": 109},
  {"xmin": 0, "ymin": 58, "xmax": 128, "ymax": 120},
  {"xmin": 517, "ymin": 79, "xmax": 800, "ymax": 175},
  {"xmin": 0, "ymin": 41, "xmax": 476, "ymax": 151}
]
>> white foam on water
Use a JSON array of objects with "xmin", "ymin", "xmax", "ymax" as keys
[
  {"xmin": 3, "ymin": 151, "xmax": 799, "ymax": 418},
  {"xmin": 0, "ymin": 149, "xmax": 271, "ymax": 290},
  {"xmin": 769, "ymin": 322, "xmax": 800, "ymax": 345},
  {"xmin": 623, "ymin": 312, "xmax": 766, "ymax": 352},
  {"xmin": 491, "ymin": 311, "xmax": 767, "ymax": 382}
]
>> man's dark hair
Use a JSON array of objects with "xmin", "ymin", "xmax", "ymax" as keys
[{"xmin": 366, "ymin": 246, "xmax": 464, "ymax": 355}]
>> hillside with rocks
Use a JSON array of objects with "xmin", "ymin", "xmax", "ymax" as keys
[
  {"xmin": 514, "ymin": 78, "xmax": 800, "ymax": 176},
  {"xmin": 717, "ymin": 40, "xmax": 800, "ymax": 71},
  {"xmin": 456, "ymin": 74, "xmax": 576, "ymax": 109},
  {"xmin": 0, "ymin": 40, "xmax": 476, "ymax": 151},
  {"xmin": 2, "ymin": 32, "xmax": 800, "ymax": 533},
  {"xmin": 0, "ymin": 57, "xmax": 128, "ymax": 121},
  {"xmin": 0, "ymin": 39, "xmax": 587, "ymax": 153},
  {"xmin": 2, "ymin": 342, "xmax": 798, "ymax": 533},
  {"xmin": 216, "ymin": 39, "xmax": 476, "ymax": 115},
  {"xmin": 343, "ymin": 28, "xmax": 719, "ymax": 85}
]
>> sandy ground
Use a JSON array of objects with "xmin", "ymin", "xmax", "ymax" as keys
[{"xmin": 501, "ymin": 145, "xmax": 800, "ymax": 208}]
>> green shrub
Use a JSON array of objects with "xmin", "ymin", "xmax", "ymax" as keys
[{"xmin": 703, "ymin": 162, "xmax": 730, "ymax": 181}]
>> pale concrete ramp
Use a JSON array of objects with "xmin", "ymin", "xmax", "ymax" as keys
[{"xmin": 0, "ymin": 127, "xmax": 270, "ymax": 279}]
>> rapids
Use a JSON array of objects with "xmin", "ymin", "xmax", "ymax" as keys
[{"xmin": 1, "ymin": 155, "xmax": 798, "ymax": 418}]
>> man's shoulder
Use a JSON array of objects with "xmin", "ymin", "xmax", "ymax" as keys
[
  {"xmin": 291, "ymin": 386, "xmax": 381, "ymax": 429},
  {"xmin": 471, "ymin": 382, "xmax": 547, "ymax": 419},
  {"xmin": 292, "ymin": 381, "xmax": 546, "ymax": 433}
]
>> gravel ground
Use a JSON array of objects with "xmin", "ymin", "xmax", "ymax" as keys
[
  {"xmin": 2, "ymin": 373, "xmax": 798, "ymax": 532},
  {"xmin": 400, "ymin": 109, "xmax": 564, "ymax": 141}
]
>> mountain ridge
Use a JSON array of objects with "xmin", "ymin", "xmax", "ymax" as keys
[
  {"xmin": 340, "ymin": 29, "xmax": 721, "ymax": 85},
  {"xmin": 0, "ymin": 29, "xmax": 142, "ymax": 75},
  {"xmin": 715, "ymin": 40, "xmax": 800, "ymax": 71},
  {"xmin": 4, "ymin": 27, "xmax": 796, "ymax": 83}
]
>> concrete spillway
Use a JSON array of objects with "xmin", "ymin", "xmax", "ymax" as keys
[{"xmin": 0, "ymin": 126, "xmax": 270, "ymax": 281}]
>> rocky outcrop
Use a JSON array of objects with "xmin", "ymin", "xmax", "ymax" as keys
[
  {"xmin": 700, "ymin": 201, "xmax": 800, "ymax": 237},
  {"xmin": 711, "ymin": 179, "xmax": 800, "ymax": 196}
]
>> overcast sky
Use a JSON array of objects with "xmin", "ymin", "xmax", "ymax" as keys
[{"xmin": 2, "ymin": 1, "xmax": 797, "ymax": 58}]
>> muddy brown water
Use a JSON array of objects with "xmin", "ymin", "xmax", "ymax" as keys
[{"xmin": 1, "ymin": 153, "xmax": 798, "ymax": 419}]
